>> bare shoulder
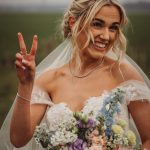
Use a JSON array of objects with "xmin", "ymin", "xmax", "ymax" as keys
[
  {"xmin": 110, "ymin": 59, "xmax": 144, "ymax": 83},
  {"xmin": 119, "ymin": 61, "xmax": 144, "ymax": 82},
  {"xmin": 34, "ymin": 64, "xmax": 69, "ymax": 92}
]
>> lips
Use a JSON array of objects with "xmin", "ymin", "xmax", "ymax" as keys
[{"xmin": 92, "ymin": 41, "xmax": 108, "ymax": 51}]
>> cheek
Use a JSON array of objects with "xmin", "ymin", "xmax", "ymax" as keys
[
  {"xmin": 77, "ymin": 31, "xmax": 88, "ymax": 48},
  {"xmin": 90, "ymin": 29, "xmax": 98, "ymax": 38},
  {"xmin": 110, "ymin": 32, "xmax": 117, "ymax": 43}
]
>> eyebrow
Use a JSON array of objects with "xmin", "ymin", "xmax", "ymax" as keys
[{"xmin": 93, "ymin": 18, "xmax": 120, "ymax": 26}]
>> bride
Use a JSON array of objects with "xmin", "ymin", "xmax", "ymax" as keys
[{"xmin": 0, "ymin": 0, "xmax": 150, "ymax": 149}]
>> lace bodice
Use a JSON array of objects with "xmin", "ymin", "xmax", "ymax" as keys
[{"xmin": 31, "ymin": 80, "xmax": 150, "ymax": 146}]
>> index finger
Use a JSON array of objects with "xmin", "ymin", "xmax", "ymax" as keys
[
  {"xmin": 18, "ymin": 32, "xmax": 27, "ymax": 55},
  {"xmin": 30, "ymin": 35, "xmax": 38, "ymax": 56}
]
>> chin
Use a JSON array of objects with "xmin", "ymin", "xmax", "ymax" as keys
[
  {"xmin": 87, "ymin": 45, "xmax": 109, "ymax": 59},
  {"xmin": 86, "ymin": 48, "xmax": 105, "ymax": 60}
]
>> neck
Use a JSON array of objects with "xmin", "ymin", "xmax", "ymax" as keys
[{"xmin": 69, "ymin": 55, "xmax": 105, "ymax": 78}]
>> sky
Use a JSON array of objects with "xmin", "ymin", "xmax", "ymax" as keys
[{"xmin": 0, "ymin": 0, "xmax": 149, "ymax": 6}]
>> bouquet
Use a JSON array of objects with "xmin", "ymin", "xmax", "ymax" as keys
[{"xmin": 34, "ymin": 88, "xmax": 140, "ymax": 150}]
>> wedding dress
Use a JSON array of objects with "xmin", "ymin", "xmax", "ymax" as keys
[{"xmin": 0, "ymin": 39, "xmax": 150, "ymax": 150}]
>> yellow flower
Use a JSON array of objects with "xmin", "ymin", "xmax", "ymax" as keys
[
  {"xmin": 112, "ymin": 125, "xmax": 124, "ymax": 135},
  {"xmin": 117, "ymin": 119, "xmax": 127, "ymax": 128},
  {"xmin": 126, "ymin": 130, "xmax": 136, "ymax": 146}
]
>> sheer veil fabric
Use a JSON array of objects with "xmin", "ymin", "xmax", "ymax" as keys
[{"xmin": 0, "ymin": 39, "xmax": 150, "ymax": 150}]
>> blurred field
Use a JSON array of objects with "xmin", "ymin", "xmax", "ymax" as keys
[{"xmin": 0, "ymin": 12, "xmax": 150, "ymax": 127}]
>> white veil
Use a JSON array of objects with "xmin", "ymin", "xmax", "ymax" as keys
[
  {"xmin": 0, "ymin": 39, "xmax": 72, "ymax": 150},
  {"xmin": 0, "ymin": 39, "xmax": 150, "ymax": 150}
]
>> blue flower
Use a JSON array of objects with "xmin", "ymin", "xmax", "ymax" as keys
[
  {"xmin": 98, "ymin": 88, "xmax": 125, "ymax": 138},
  {"xmin": 105, "ymin": 128, "xmax": 112, "ymax": 137},
  {"xmin": 105, "ymin": 117, "xmax": 114, "ymax": 126}
]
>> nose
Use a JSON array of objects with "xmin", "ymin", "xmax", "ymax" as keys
[{"xmin": 100, "ymin": 28, "xmax": 109, "ymax": 41}]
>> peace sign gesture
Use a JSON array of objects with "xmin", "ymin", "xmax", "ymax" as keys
[{"xmin": 15, "ymin": 32, "xmax": 38, "ymax": 85}]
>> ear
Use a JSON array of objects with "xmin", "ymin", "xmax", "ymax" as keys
[{"xmin": 68, "ymin": 16, "xmax": 75, "ymax": 30}]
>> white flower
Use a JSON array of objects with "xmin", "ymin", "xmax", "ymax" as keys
[
  {"xmin": 82, "ymin": 96, "xmax": 103, "ymax": 120},
  {"xmin": 50, "ymin": 128, "xmax": 77, "ymax": 146},
  {"xmin": 122, "ymin": 137, "xmax": 129, "ymax": 146},
  {"xmin": 105, "ymin": 104, "xmax": 110, "ymax": 111},
  {"xmin": 46, "ymin": 103, "xmax": 77, "ymax": 131}
]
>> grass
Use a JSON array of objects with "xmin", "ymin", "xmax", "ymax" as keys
[{"xmin": 0, "ymin": 12, "xmax": 150, "ymax": 127}]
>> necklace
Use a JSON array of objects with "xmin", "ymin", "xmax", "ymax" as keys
[{"xmin": 69, "ymin": 57, "xmax": 105, "ymax": 78}]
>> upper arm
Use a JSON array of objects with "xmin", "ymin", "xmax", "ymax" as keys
[
  {"xmin": 119, "ymin": 62, "xmax": 150, "ymax": 142},
  {"xmin": 128, "ymin": 101, "xmax": 150, "ymax": 143}
]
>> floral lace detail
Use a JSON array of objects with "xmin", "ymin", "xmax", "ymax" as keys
[
  {"xmin": 45, "ymin": 103, "xmax": 77, "ymax": 147},
  {"xmin": 32, "ymin": 80, "xmax": 150, "ymax": 149},
  {"xmin": 121, "ymin": 81, "xmax": 150, "ymax": 104},
  {"xmin": 122, "ymin": 84, "xmax": 139, "ymax": 103},
  {"xmin": 31, "ymin": 80, "xmax": 150, "ymax": 107},
  {"xmin": 82, "ymin": 91, "xmax": 109, "ymax": 120},
  {"xmin": 46, "ymin": 103, "xmax": 76, "ymax": 131},
  {"xmin": 34, "ymin": 87, "xmax": 140, "ymax": 150},
  {"xmin": 31, "ymin": 86, "xmax": 53, "ymax": 106}
]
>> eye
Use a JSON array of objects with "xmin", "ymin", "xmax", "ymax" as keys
[
  {"xmin": 109, "ymin": 25, "xmax": 119, "ymax": 32},
  {"xmin": 91, "ymin": 20, "xmax": 103, "ymax": 29}
]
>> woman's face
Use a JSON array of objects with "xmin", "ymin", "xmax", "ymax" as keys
[{"xmin": 77, "ymin": 5, "xmax": 121, "ymax": 59}]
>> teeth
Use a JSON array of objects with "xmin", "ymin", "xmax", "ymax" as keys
[{"xmin": 94, "ymin": 42, "xmax": 106, "ymax": 48}]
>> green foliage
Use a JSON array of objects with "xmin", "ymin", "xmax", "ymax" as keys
[
  {"xmin": 0, "ymin": 12, "xmax": 150, "ymax": 127},
  {"xmin": 126, "ymin": 13, "xmax": 150, "ymax": 76},
  {"xmin": 0, "ymin": 12, "xmax": 63, "ymax": 126}
]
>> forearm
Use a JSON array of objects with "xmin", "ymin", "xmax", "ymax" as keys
[
  {"xmin": 142, "ymin": 140, "xmax": 150, "ymax": 150},
  {"xmin": 10, "ymin": 83, "xmax": 33, "ymax": 147}
]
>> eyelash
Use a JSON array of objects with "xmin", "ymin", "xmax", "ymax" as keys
[
  {"xmin": 109, "ymin": 26, "xmax": 119, "ymax": 32},
  {"xmin": 91, "ymin": 21, "xmax": 119, "ymax": 32},
  {"xmin": 91, "ymin": 21, "xmax": 103, "ymax": 28}
]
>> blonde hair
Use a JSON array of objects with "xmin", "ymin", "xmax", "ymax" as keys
[{"xmin": 61, "ymin": 0, "xmax": 128, "ymax": 69}]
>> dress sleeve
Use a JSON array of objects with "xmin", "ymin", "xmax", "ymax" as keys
[
  {"xmin": 119, "ymin": 80, "xmax": 150, "ymax": 143},
  {"xmin": 121, "ymin": 80, "xmax": 150, "ymax": 104},
  {"xmin": 30, "ymin": 86, "xmax": 54, "ymax": 106}
]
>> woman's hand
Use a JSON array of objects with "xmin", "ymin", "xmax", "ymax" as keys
[{"xmin": 15, "ymin": 32, "xmax": 38, "ymax": 85}]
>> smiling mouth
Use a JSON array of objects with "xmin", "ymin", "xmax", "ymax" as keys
[{"xmin": 92, "ymin": 41, "xmax": 108, "ymax": 51}]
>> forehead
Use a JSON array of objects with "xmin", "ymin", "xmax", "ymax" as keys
[{"xmin": 94, "ymin": 5, "xmax": 121, "ymax": 23}]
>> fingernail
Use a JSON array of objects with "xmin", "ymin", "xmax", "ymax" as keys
[
  {"xmin": 22, "ymin": 59, "xmax": 27, "ymax": 64},
  {"xmin": 22, "ymin": 66, "xmax": 26, "ymax": 70},
  {"xmin": 34, "ymin": 35, "xmax": 38, "ymax": 39},
  {"xmin": 18, "ymin": 32, "xmax": 21, "ymax": 36}
]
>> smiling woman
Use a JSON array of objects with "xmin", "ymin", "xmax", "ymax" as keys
[{"xmin": 0, "ymin": 0, "xmax": 150, "ymax": 150}]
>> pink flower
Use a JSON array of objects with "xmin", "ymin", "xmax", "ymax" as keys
[
  {"xmin": 89, "ymin": 144, "xmax": 102, "ymax": 150},
  {"xmin": 92, "ymin": 136, "xmax": 101, "ymax": 144},
  {"xmin": 88, "ymin": 129, "xmax": 106, "ymax": 147},
  {"xmin": 92, "ymin": 129, "xmax": 99, "ymax": 136},
  {"xmin": 118, "ymin": 146, "xmax": 133, "ymax": 150}
]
